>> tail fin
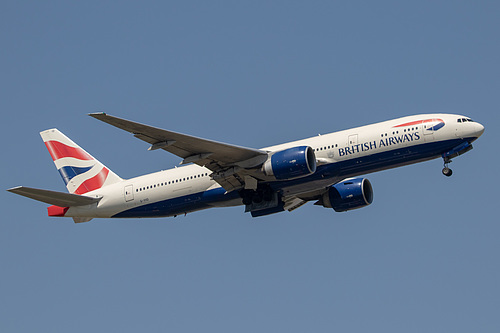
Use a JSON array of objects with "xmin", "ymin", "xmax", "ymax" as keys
[{"xmin": 40, "ymin": 129, "xmax": 122, "ymax": 194}]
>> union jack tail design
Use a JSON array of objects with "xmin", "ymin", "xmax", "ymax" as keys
[{"xmin": 40, "ymin": 129, "xmax": 122, "ymax": 194}]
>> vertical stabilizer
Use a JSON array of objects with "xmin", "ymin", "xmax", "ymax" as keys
[{"xmin": 40, "ymin": 129, "xmax": 122, "ymax": 194}]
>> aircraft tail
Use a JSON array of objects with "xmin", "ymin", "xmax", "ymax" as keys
[{"xmin": 40, "ymin": 129, "xmax": 122, "ymax": 194}]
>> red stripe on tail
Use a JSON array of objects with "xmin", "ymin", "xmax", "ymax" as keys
[
  {"xmin": 74, "ymin": 167, "xmax": 110, "ymax": 194},
  {"xmin": 45, "ymin": 141, "xmax": 93, "ymax": 161}
]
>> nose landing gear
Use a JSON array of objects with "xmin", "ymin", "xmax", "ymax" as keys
[
  {"xmin": 442, "ymin": 167, "xmax": 453, "ymax": 177},
  {"xmin": 442, "ymin": 157, "xmax": 453, "ymax": 177}
]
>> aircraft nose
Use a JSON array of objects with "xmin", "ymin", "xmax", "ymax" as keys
[{"xmin": 474, "ymin": 122, "xmax": 485, "ymax": 138}]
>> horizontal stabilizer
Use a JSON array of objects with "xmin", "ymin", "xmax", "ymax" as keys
[{"xmin": 7, "ymin": 186, "xmax": 101, "ymax": 207}]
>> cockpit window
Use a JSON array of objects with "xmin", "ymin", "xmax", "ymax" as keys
[{"xmin": 458, "ymin": 118, "xmax": 474, "ymax": 123}]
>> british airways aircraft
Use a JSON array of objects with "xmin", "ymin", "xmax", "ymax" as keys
[{"xmin": 8, "ymin": 113, "xmax": 484, "ymax": 222}]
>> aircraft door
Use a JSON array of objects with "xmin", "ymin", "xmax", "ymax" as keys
[
  {"xmin": 124, "ymin": 185, "xmax": 134, "ymax": 202},
  {"xmin": 348, "ymin": 134, "xmax": 360, "ymax": 155},
  {"xmin": 423, "ymin": 120, "xmax": 435, "ymax": 142}
]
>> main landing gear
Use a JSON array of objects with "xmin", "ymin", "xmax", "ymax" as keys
[
  {"xmin": 240, "ymin": 186, "xmax": 274, "ymax": 205},
  {"xmin": 442, "ymin": 157, "xmax": 453, "ymax": 177}
]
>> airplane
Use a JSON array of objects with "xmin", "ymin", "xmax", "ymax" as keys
[{"xmin": 7, "ymin": 113, "xmax": 484, "ymax": 222}]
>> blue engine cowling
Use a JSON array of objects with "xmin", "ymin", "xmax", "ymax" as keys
[
  {"xmin": 262, "ymin": 146, "xmax": 316, "ymax": 180},
  {"xmin": 323, "ymin": 178, "xmax": 373, "ymax": 212}
]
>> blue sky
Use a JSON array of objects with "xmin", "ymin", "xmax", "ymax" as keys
[{"xmin": 1, "ymin": 1, "xmax": 499, "ymax": 332}]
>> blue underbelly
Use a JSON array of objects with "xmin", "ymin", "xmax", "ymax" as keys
[{"xmin": 113, "ymin": 138, "xmax": 473, "ymax": 218}]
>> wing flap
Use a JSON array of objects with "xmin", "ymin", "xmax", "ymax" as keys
[
  {"xmin": 283, "ymin": 197, "xmax": 308, "ymax": 212},
  {"xmin": 7, "ymin": 186, "xmax": 101, "ymax": 207}
]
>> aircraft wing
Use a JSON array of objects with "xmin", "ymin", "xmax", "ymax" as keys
[
  {"xmin": 7, "ymin": 186, "xmax": 101, "ymax": 207},
  {"xmin": 89, "ymin": 113, "xmax": 269, "ymax": 191}
]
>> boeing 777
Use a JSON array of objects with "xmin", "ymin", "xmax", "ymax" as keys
[{"xmin": 7, "ymin": 113, "xmax": 484, "ymax": 222}]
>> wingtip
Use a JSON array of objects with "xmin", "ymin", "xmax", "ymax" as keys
[
  {"xmin": 88, "ymin": 112, "xmax": 107, "ymax": 118},
  {"xmin": 6, "ymin": 186, "xmax": 22, "ymax": 193}
]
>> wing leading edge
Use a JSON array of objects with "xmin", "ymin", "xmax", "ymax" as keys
[{"xmin": 89, "ymin": 113, "xmax": 269, "ymax": 191}]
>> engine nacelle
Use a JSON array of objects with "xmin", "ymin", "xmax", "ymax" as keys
[
  {"xmin": 322, "ymin": 178, "xmax": 373, "ymax": 212},
  {"xmin": 262, "ymin": 146, "xmax": 316, "ymax": 180}
]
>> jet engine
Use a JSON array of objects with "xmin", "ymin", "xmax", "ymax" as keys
[
  {"xmin": 321, "ymin": 178, "xmax": 373, "ymax": 212},
  {"xmin": 262, "ymin": 146, "xmax": 316, "ymax": 180}
]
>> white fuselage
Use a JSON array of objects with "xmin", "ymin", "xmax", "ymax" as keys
[{"xmin": 65, "ymin": 114, "xmax": 484, "ymax": 219}]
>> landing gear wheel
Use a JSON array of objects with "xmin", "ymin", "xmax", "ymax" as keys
[
  {"xmin": 442, "ymin": 157, "xmax": 453, "ymax": 177},
  {"xmin": 442, "ymin": 167, "xmax": 453, "ymax": 177},
  {"xmin": 252, "ymin": 191, "xmax": 263, "ymax": 204},
  {"xmin": 240, "ymin": 189, "xmax": 253, "ymax": 205},
  {"xmin": 263, "ymin": 189, "xmax": 273, "ymax": 202},
  {"xmin": 242, "ymin": 196, "xmax": 252, "ymax": 205}
]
